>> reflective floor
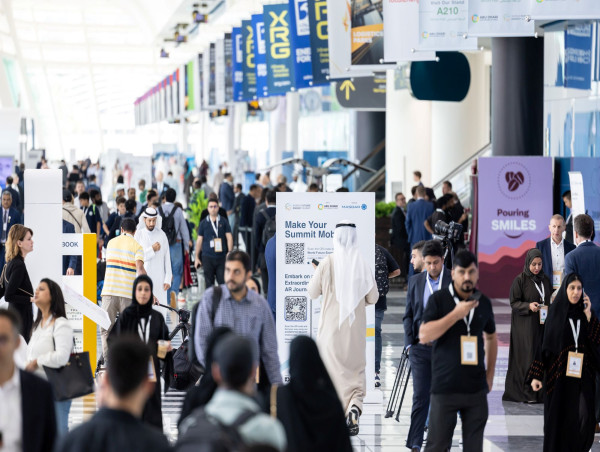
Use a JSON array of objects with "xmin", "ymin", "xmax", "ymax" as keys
[{"xmin": 66, "ymin": 288, "xmax": 600, "ymax": 450}]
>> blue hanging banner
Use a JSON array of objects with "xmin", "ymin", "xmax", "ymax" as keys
[
  {"xmin": 564, "ymin": 24, "xmax": 593, "ymax": 90},
  {"xmin": 252, "ymin": 14, "xmax": 270, "ymax": 98},
  {"xmin": 263, "ymin": 3, "xmax": 295, "ymax": 95},
  {"xmin": 241, "ymin": 19, "xmax": 257, "ymax": 101},
  {"xmin": 231, "ymin": 27, "xmax": 244, "ymax": 102},
  {"xmin": 306, "ymin": 0, "xmax": 329, "ymax": 86},
  {"xmin": 288, "ymin": 0, "xmax": 313, "ymax": 89}
]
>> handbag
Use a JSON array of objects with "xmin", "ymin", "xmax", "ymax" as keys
[{"xmin": 43, "ymin": 326, "xmax": 95, "ymax": 401}]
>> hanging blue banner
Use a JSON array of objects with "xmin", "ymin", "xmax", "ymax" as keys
[
  {"xmin": 288, "ymin": 0, "xmax": 313, "ymax": 89},
  {"xmin": 232, "ymin": 27, "xmax": 244, "ymax": 102},
  {"xmin": 264, "ymin": 4, "xmax": 295, "ymax": 95},
  {"xmin": 241, "ymin": 20, "xmax": 257, "ymax": 101},
  {"xmin": 564, "ymin": 24, "xmax": 593, "ymax": 90},
  {"xmin": 252, "ymin": 14, "xmax": 269, "ymax": 98},
  {"xmin": 306, "ymin": 0, "xmax": 329, "ymax": 86}
]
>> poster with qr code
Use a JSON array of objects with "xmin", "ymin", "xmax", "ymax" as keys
[{"xmin": 276, "ymin": 192, "xmax": 376, "ymax": 398}]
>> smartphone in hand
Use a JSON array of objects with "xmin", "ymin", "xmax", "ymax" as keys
[{"xmin": 311, "ymin": 259, "xmax": 320, "ymax": 267}]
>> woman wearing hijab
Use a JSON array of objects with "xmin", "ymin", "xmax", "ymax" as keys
[
  {"xmin": 527, "ymin": 273, "xmax": 600, "ymax": 452},
  {"xmin": 503, "ymin": 249, "xmax": 551, "ymax": 403},
  {"xmin": 307, "ymin": 221, "xmax": 379, "ymax": 435},
  {"xmin": 274, "ymin": 336, "xmax": 352, "ymax": 452},
  {"xmin": 110, "ymin": 275, "xmax": 171, "ymax": 429},
  {"xmin": 177, "ymin": 326, "xmax": 232, "ymax": 427}
]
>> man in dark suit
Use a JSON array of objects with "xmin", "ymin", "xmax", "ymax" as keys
[
  {"xmin": 4, "ymin": 176, "xmax": 20, "ymax": 213},
  {"xmin": 536, "ymin": 214, "xmax": 576, "ymax": 290},
  {"xmin": 562, "ymin": 190, "xmax": 574, "ymax": 244},
  {"xmin": 0, "ymin": 190, "xmax": 22, "ymax": 269},
  {"xmin": 152, "ymin": 171, "xmax": 170, "ymax": 199},
  {"xmin": 391, "ymin": 192, "xmax": 409, "ymax": 279},
  {"xmin": 403, "ymin": 240, "xmax": 451, "ymax": 452},
  {"xmin": 0, "ymin": 309, "xmax": 57, "ymax": 452}
]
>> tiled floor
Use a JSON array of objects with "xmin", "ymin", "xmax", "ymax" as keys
[{"xmin": 67, "ymin": 288, "xmax": 600, "ymax": 450}]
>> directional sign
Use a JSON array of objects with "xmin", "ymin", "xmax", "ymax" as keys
[{"xmin": 335, "ymin": 74, "xmax": 386, "ymax": 110}]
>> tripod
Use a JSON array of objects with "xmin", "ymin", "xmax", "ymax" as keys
[
  {"xmin": 385, "ymin": 348, "xmax": 412, "ymax": 421},
  {"xmin": 158, "ymin": 303, "xmax": 192, "ymax": 342}
]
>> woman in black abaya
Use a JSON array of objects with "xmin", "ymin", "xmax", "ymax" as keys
[
  {"xmin": 503, "ymin": 248, "xmax": 551, "ymax": 403},
  {"xmin": 527, "ymin": 273, "xmax": 600, "ymax": 452},
  {"xmin": 274, "ymin": 335, "xmax": 352, "ymax": 452}
]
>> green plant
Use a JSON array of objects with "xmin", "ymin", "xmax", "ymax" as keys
[
  {"xmin": 375, "ymin": 201, "xmax": 396, "ymax": 219},
  {"xmin": 187, "ymin": 189, "xmax": 208, "ymax": 241}
]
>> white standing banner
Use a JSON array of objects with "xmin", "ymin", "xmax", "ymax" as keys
[
  {"xmin": 467, "ymin": 0, "xmax": 534, "ymax": 37},
  {"xmin": 215, "ymin": 38, "xmax": 226, "ymax": 107},
  {"xmin": 418, "ymin": 0, "xmax": 478, "ymax": 51},
  {"xmin": 276, "ymin": 192, "xmax": 380, "ymax": 402},
  {"xmin": 383, "ymin": 0, "xmax": 436, "ymax": 63},
  {"xmin": 569, "ymin": 171, "xmax": 585, "ymax": 219},
  {"xmin": 530, "ymin": 0, "xmax": 600, "ymax": 20}
]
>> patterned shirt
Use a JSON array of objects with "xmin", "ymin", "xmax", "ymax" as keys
[
  {"xmin": 194, "ymin": 285, "xmax": 282, "ymax": 384},
  {"xmin": 101, "ymin": 233, "xmax": 144, "ymax": 298}
]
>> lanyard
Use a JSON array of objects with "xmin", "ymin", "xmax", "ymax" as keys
[
  {"xmin": 426, "ymin": 267, "xmax": 444, "ymax": 297},
  {"xmin": 569, "ymin": 318, "xmax": 581, "ymax": 352},
  {"xmin": 138, "ymin": 315, "xmax": 152, "ymax": 344},
  {"xmin": 209, "ymin": 216, "xmax": 219, "ymax": 236},
  {"xmin": 533, "ymin": 281, "xmax": 545, "ymax": 304},
  {"xmin": 449, "ymin": 284, "xmax": 475, "ymax": 336}
]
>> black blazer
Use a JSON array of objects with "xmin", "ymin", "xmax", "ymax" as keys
[
  {"xmin": 535, "ymin": 237, "xmax": 576, "ymax": 281},
  {"xmin": 5, "ymin": 255, "xmax": 33, "ymax": 305},
  {"xmin": 403, "ymin": 269, "xmax": 452, "ymax": 347},
  {"xmin": 391, "ymin": 207, "xmax": 408, "ymax": 248},
  {"xmin": 20, "ymin": 370, "xmax": 57, "ymax": 452}
]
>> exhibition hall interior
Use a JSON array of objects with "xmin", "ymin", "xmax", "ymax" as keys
[{"xmin": 0, "ymin": 0, "xmax": 599, "ymax": 451}]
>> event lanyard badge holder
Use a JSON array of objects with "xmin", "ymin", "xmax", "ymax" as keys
[
  {"xmin": 450, "ymin": 285, "xmax": 478, "ymax": 366},
  {"xmin": 566, "ymin": 318, "xmax": 583, "ymax": 379},
  {"xmin": 552, "ymin": 271, "xmax": 562, "ymax": 290},
  {"xmin": 535, "ymin": 282, "xmax": 547, "ymax": 325},
  {"xmin": 209, "ymin": 217, "xmax": 223, "ymax": 253}
]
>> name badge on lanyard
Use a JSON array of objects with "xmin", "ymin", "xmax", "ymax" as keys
[
  {"xmin": 566, "ymin": 318, "xmax": 583, "ymax": 378},
  {"xmin": 209, "ymin": 217, "xmax": 223, "ymax": 253},
  {"xmin": 450, "ymin": 285, "xmax": 478, "ymax": 366},
  {"xmin": 534, "ymin": 281, "xmax": 546, "ymax": 325},
  {"xmin": 552, "ymin": 271, "xmax": 562, "ymax": 290}
]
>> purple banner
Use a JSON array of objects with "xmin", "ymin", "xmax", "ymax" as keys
[{"xmin": 477, "ymin": 157, "xmax": 553, "ymax": 298}]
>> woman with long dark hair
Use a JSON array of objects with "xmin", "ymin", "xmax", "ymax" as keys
[
  {"xmin": 527, "ymin": 273, "xmax": 600, "ymax": 451},
  {"xmin": 4, "ymin": 224, "xmax": 34, "ymax": 341},
  {"xmin": 503, "ymin": 248, "xmax": 551, "ymax": 403},
  {"xmin": 110, "ymin": 275, "xmax": 170, "ymax": 429},
  {"xmin": 25, "ymin": 278, "xmax": 74, "ymax": 436}
]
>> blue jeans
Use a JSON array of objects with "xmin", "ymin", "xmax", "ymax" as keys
[
  {"xmin": 167, "ymin": 242, "xmax": 183, "ymax": 303},
  {"xmin": 55, "ymin": 399, "xmax": 72, "ymax": 436},
  {"xmin": 375, "ymin": 309, "xmax": 385, "ymax": 373}
]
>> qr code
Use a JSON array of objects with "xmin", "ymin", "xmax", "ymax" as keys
[
  {"xmin": 285, "ymin": 296, "xmax": 307, "ymax": 321},
  {"xmin": 285, "ymin": 242, "xmax": 305, "ymax": 265}
]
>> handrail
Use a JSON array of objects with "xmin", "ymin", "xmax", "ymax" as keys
[
  {"xmin": 431, "ymin": 143, "xmax": 492, "ymax": 192},
  {"xmin": 357, "ymin": 166, "xmax": 386, "ymax": 192},
  {"xmin": 343, "ymin": 139, "xmax": 385, "ymax": 182}
]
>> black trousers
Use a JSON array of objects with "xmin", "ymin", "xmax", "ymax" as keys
[
  {"xmin": 424, "ymin": 390, "xmax": 488, "ymax": 452},
  {"xmin": 406, "ymin": 344, "xmax": 432, "ymax": 449},
  {"xmin": 8, "ymin": 301, "xmax": 33, "ymax": 343},
  {"xmin": 202, "ymin": 256, "xmax": 226, "ymax": 288}
]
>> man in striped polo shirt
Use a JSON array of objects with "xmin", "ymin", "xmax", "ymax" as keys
[{"xmin": 100, "ymin": 218, "xmax": 146, "ymax": 360}]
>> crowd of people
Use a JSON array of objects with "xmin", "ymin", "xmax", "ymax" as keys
[{"xmin": 1, "ymin": 157, "xmax": 598, "ymax": 452}]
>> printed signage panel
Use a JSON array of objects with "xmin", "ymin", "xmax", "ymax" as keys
[
  {"xmin": 276, "ymin": 192, "xmax": 376, "ymax": 399},
  {"xmin": 253, "ymin": 13, "xmax": 270, "ymax": 98},
  {"xmin": 215, "ymin": 38, "xmax": 226, "ymax": 106},
  {"xmin": 467, "ymin": 0, "xmax": 534, "ymax": 37},
  {"xmin": 242, "ymin": 19, "xmax": 257, "ymax": 101},
  {"xmin": 224, "ymin": 33, "xmax": 234, "ymax": 103},
  {"xmin": 564, "ymin": 24, "xmax": 593, "ymax": 90},
  {"xmin": 307, "ymin": 0, "xmax": 330, "ymax": 85},
  {"xmin": 530, "ymin": 0, "xmax": 600, "ymax": 20},
  {"xmin": 418, "ymin": 0, "xmax": 478, "ymax": 51},
  {"xmin": 264, "ymin": 3, "xmax": 295, "ymax": 95},
  {"xmin": 289, "ymin": 0, "xmax": 314, "ymax": 88},
  {"xmin": 477, "ymin": 157, "xmax": 553, "ymax": 298},
  {"xmin": 232, "ymin": 28, "xmax": 244, "ymax": 102},
  {"xmin": 351, "ymin": 0, "xmax": 384, "ymax": 65}
]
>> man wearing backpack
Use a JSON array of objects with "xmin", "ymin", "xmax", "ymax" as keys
[
  {"xmin": 177, "ymin": 334, "xmax": 287, "ymax": 452},
  {"xmin": 194, "ymin": 198, "xmax": 233, "ymax": 288},
  {"xmin": 159, "ymin": 188, "xmax": 190, "ymax": 304},
  {"xmin": 254, "ymin": 189, "xmax": 276, "ymax": 294}
]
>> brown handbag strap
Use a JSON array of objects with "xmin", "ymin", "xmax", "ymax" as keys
[{"xmin": 270, "ymin": 384, "xmax": 278, "ymax": 418}]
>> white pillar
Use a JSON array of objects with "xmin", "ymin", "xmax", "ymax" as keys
[
  {"xmin": 385, "ymin": 69, "xmax": 432, "ymax": 200},
  {"xmin": 269, "ymin": 98, "xmax": 287, "ymax": 173},
  {"xmin": 430, "ymin": 52, "xmax": 490, "ymax": 183},
  {"xmin": 285, "ymin": 91, "xmax": 300, "ymax": 155}
]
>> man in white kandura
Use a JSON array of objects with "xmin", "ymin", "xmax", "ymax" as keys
[
  {"xmin": 307, "ymin": 220, "xmax": 379, "ymax": 436},
  {"xmin": 134, "ymin": 207, "xmax": 172, "ymax": 310}
]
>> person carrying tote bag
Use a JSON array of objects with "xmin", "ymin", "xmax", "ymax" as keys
[{"xmin": 25, "ymin": 278, "xmax": 74, "ymax": 436}]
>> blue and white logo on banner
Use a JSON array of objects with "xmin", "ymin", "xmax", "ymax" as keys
[
  {"xmin": 289, "ymin": 0, "xmax": 313, "ymax": 88},
  {"xmin": 264, "ymin": 3, "xmax": 295, "ymax": 95},
  {"xmin": 241, "ymin": 19, "xmax": 257, "ymax": 101},
  {"xmin": 232, "ymin": 27, "xmax": 244, "ymax": 102},
  {"xmin": 252, "ymin": 13, "xmax": 269, "ymax": 98},
  {"xmin": 565, "ymin": 24, "xmax": 593, "ymax": 90}
]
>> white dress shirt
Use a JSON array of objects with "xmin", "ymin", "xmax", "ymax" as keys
[
  {"xmin": 0, "ymin": 366, "xmax": 22, "ymax": 452},
  {"xmin": 550, "ymin": 238, "xmax": 565, "ymax": 273},
  {"xmin": 26, "ymin": 316, "xmax": 73, "ymax": 379}
]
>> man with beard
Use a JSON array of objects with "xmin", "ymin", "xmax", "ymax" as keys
[
  {"xmin": 419, "ymin": 250, "xmax": 497, "ymax": 452},
  {"xmin": 134, "ymin": 207, "xmax": 172, "ymax": 307}
]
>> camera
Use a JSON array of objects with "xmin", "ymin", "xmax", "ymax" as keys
[
  {"xmin": 179, "ymin": 308, "xmax": 190, "ymax": 324},
  {"xmin": 434, "ymin": 220, "xmax": 463, "ymax": 242}
]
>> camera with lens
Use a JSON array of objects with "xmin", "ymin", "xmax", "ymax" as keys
[
  {"xmin": 179, "ymin": 308, "xmax": 190, "ymax": 324},
  {"xmin": 434, "ymin": 220, "xmax": 463, "ymax": 242}
]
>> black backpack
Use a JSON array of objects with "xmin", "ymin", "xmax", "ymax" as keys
[
  {"xmin": 171, "ymin": 338, "xmax": 203, "ymax": 390},
  {"xmin": 177, "ymin": 407, "xmax": 257, "ymax": 452},
  {"xmin": 159, "ymin": 205, "xmax": 179, "ymax": 246},
  {"xmin": 261, "ymin": 210, "xmax": 276, "ymax": 247}
]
